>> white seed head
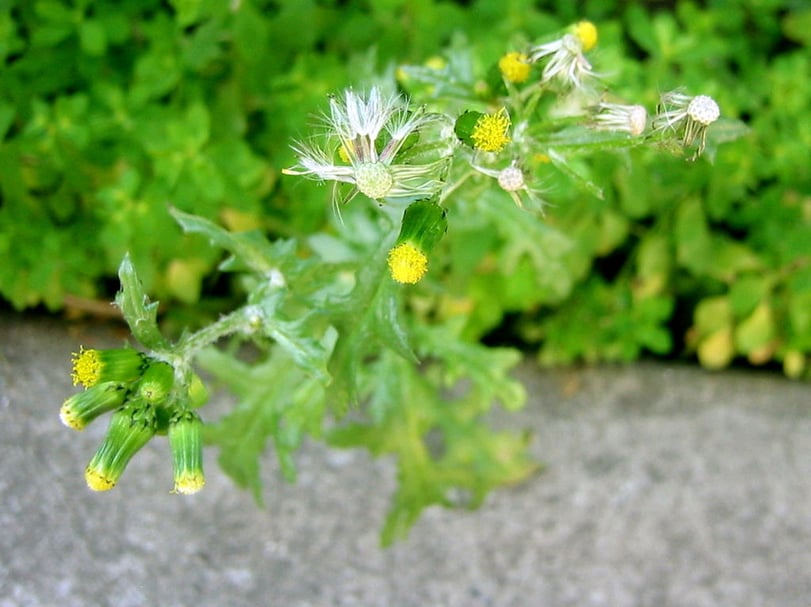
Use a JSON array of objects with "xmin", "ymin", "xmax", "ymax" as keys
[
  {"xmin": 354, "ymin": 162, "xmax": 394, "ymax": 199},
  {"xmin": 687, "ymin": 95, "xmax": 720, "ymax": 126},
  {"xmin": 497, "ymin": 166, "xmax": 525, "ymax": 192},
  {"xmin": 627, "ymin": 105, "xmax": 648, "ymax": 136}
]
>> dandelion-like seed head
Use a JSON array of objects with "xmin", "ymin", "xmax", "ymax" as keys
[
  {"xmin": 471, "ymin": 108, "xmax": 511, "ymax": 153},
  {"xmin": 472, "ymin": 160, "xmax": 547, "ymax": 213},
  {"xmin": 497, "ymin": 166, "xmax": 525, "ymax": 192},
  {"xmin": 284, "ymin": 87, "xmax": 449, "ymax": 207},
  {"xmin": 592, "ymin": 102, "xmax": 648, "ymax": 136},
  {"xmin": 498, "ymin": 52, "xmax": 531, "ymax": 84},
  {"xmin": 627, "ymin": 105, "xmax": 648, "ymax": 136},
  {"xmin": 388, "ymin": 242, "xmax": 428, "ymax": 284},
  {"xmin": 653, "ymin": 91, "xmax": 720, "ymax": 158},
  {"xmin": 687, "ymin": 95, "xmax": 720, "ymax": 126},
  {"xmin": 354, "ymin": 162, "xmax": 394, "ymax": 199},
  {"xmin": 528, "ymin": 22, "xmax": 598, "ymax": 89}
]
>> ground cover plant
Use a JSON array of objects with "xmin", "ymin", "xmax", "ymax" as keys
[{"xmin": 3, "ymin": 0, "xmax": 807, "ymax": 542}]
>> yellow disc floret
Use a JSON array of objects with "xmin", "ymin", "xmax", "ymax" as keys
[
  {"xmin": 85, "ymin": 466, "xmax": 116, "ymax": 491},
  {"xmin": 574, "ymin": 20, "xmax": 598, "ymax": 52},
  {"xmin": 173, "ymin": 472, "xmax": 206, "ymax": 495},
  {"xmin": 388, "ymin": 242, "xmax": 429, "ymax": 284},
  {"xmin": 71, "ymin": 347, "xmax": 101, "ymax": 387},
  {"xmin": 498, "ymin": 52, "xmax": 531, "ymax": 84},
  {"xmin": 471, "ymin": 108, "xmax": 511, "ymax": 153},
  {"xmin": 425, "ymin": 56, "xmax": 447, "ymax": 71}
]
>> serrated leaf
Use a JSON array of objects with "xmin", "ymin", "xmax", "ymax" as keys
[
  {"xmin": 372, "ymin": 279, "xmax": 419, "ymax": 364},
  {"xmin": 328, "ymin": 351, "xmax": 536, "ymax": 546},
  {"xmin": 416, "ymin": 322, "xmax": 526, "ymax": 412},
  {"xmin": 171, "ymin": 208, "xmax": 276, "ymax": 273},
  {"xmin": 114, "ymin": 254, "xmax": 169, "ymax": 351},
  {"xmin": 547, "ymin": 149, "xmax": 604, "ymax": 199},
  {"xmin": 199, "ymin": 347, "xmax": 326, "ymax": 504},
  {"xmin": 256, "ymin": 295, "xmax": 331, "ymax": 382}
]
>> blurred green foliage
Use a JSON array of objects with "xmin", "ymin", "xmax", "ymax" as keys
[{"xmin": 3, "ymin": 0, "xmax": 809, "ymax": 375}]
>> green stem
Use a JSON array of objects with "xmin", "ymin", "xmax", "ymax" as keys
[
  {"xmin": 174, "ymin": 306, "xmax": 255, "ymax": 362},
  {"xmin": 440, "ymin": 169, "xmax": 475, "ymax": 203}
]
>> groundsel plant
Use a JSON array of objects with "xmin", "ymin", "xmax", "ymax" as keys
[{"xmin": 59, "ymin": 20, "xmax": 738, "ymax": 544}]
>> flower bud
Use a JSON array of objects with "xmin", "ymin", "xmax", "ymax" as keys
[
  {"xmin": 387, "ymin": 199, "xmax": 448, "ymax": 284},
  {"xmin": 60, "ymin": 381, "xmax": 129, "ymax": 431},
  {"xmin": 71, "ymin": 347, "xmax": 147, "ymax": 388},
  {"xmin": 84, "ymin": 398, "xmax": 156, "ymax": 491},
  {"xmin": 134, "ymin": 360, "xmax": 175, "ymax": 404},
  {"xmin": 187, "ymin": 371, "xmax": 209, "ymax": 409},
  {"xmin": 572, "ymin": 20, "xmax": 598, "ymax": 52},
  {"xmin": 498, "ymin": 52, "xmax": 531, "ymax": 84},
  {"xmin": 168, "ymin": 411, "xmax": 205, "ymax": 495},
  {"xmin": 455, "ymin": 108, "xmax": 512, "ymax": 153}
]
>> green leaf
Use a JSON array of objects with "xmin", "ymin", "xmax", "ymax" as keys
[
  {"xmin": 199, "ymin": 347, "xmax": 326, "ymax": 504},
  {"xmin": 114, "ymin": 254, "xmax": 169, "ymax": 352},
  {"xmin": 328, "ymin": 350, "xmax": 536, "ymax": 546},
  {"xmin": 79, "ymin": 19, "xmax": 106, "ymax": 56},
  {"xmin": 171, "ymin": 208, "xmax": 276, "ymax": 273},
  {"xmin": 255, "ymin": 293, "xmax": 331, "ymax": 383},
  {"xmin": 546, "ymin": 149, "xmax": 605, "ymax": 199},
  {"xmin": 734, "ymin": 301, "xmax": 775, "ymax": 355},
  {"xmin": 372, "ymin": 279, "xmax": 419, "ymax": 364},
  {"xmin": 416, "ymin": 321, "xmax": 526, "ymax": 413}
]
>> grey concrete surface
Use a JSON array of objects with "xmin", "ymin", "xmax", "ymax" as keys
[{"xmin": 1, "ymin": 312, "xmax": 809, "ymax": 607}]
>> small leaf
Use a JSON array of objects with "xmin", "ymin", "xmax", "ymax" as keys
[
  {"xmin": 114, "ymin": 254, "xmax": 169, "ymax": 351},
  {"xmin": 698, "ymin": 325, "xmax": 734, "ymax": 370},
  {"xmin": 547, "ymin": 149, "xmax": 604, "ymax": 199},
  {"xmin": 171, "ymin": 208, "xmax": 275, "ymax": 273},
  {"xmin": 734, "ymin": 302, "xmax": 775, "ymax": 355},
  {"xmin": 199, "ymin": 347, "xmax": 326, "ymax": 504}
]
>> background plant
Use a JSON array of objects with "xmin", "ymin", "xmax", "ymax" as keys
[{"xmin": 4, "ymin": 0, "xmax": 809, "ymax": 542}]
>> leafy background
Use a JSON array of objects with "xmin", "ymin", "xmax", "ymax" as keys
[
  {"xmin": 3, "ymin": 0, "xmax": 809, "ymax": 375},
  {"xmin": 3, "ymin": 0, "xmax": 811, "ymax": 540}
]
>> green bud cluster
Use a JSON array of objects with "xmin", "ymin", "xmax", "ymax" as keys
[{"xmin": 61, "ymin": 348, "xmax": 207, "ymax": 494}]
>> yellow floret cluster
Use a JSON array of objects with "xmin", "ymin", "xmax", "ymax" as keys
[
  {"xmin": 471, "ymin": 108, "xmax": 512, "ymax": 153},
  {"xmin": 387, "ymin": 242, "xmax": 429, "ymax": 284}
]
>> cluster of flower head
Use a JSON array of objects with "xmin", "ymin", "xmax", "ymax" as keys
[
  {"xmin": 284, "ymin": 20, "xmax": 721, "ymax": 284},
  {"xmin": 61, "ymin": 347, "xmax": 207, "ymax": 494}
]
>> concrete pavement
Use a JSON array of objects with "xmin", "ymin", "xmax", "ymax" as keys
[{"xmin": 1, "ymin": 312, "xmax": 809, "ymax": 607}]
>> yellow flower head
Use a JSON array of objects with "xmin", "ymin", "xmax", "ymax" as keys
[
  {"xmin": 574, "ymin": 20, "xmax": 598, "ymax": 52},
  {"xmin": 71, "ymin": 347, "xmax": 102, "ymax": 387},
  {"xmin": 498, "ymin": 52, "xmax": 531, "ymax": 84},
  {"xmin": 71, "ymin": 347, "xmax": 146, "ymax": 388},
  {"xmin": 169, "ymin": 410, "xmax": 206, "ymax": 495},
  {"xmin": 85, "ymin": 466, "xmax": 116, "ymax": 492},
  {"xmin": 388, "ymin": 242, "xmax": 428, "ymax": 284},
  {"xmin": 60, "ymin": 381, "xmax": 128, "ymax": 431},
  {"xmin": 173, "ymin": 472, "xmax": 206, "ymax": 495},
  {"xmin": 84, "ymin": 398, "xmax": 157, "ymax": 492},
  {"xmin": 471, "ymin": 108, "xmax": 511, "ymax": 153}
]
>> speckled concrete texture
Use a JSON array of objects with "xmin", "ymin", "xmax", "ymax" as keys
[{"xmin": 1, "ymin": 312, "xmax": 810, "ymax": 607}]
